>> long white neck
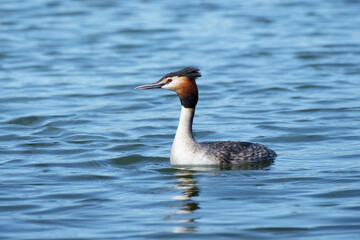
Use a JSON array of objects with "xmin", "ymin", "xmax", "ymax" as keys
[
  {"xmin": 175, "ymin": 106, "xmax": 196, "ymax": 143},
  {"xmin": 170, "ymin": 106, "xmax": 198, "ymax": 165}
]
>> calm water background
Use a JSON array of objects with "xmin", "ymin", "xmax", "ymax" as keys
[{"xmin": 1, "ymin": 0, "xmax": 360, "ymax": 239}]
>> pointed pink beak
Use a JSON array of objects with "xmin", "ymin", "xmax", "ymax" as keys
[{"xmin": 135, "ymin": 82, "xmax": 165, "ymax": 90}]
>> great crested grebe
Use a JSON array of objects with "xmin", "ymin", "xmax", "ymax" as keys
[{"xmin": 135, "ymin": 67, "xmax": 277, "ymax": 166}]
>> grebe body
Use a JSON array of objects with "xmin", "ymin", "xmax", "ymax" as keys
[{"xmin": 136, "ymin": 67, "xmax": 277, "ymax": 166}]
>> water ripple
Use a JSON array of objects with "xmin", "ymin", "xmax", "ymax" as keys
[{"xmin": 1, "ymin": 0, "xmax": 360, "ymax": 239}]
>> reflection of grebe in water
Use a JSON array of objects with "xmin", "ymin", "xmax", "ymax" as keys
[
  {"xmin": 136, "ymin": 67, "xmax": 277, "ymax": 166},
  {"xmin": 166, "ymin": 170, "xmax": 200, "ymax": 233},
  {"xmin": 167, "ymin": 163, "xmax": 274, "ymax": 233}
]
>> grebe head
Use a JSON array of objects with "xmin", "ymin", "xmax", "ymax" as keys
[{"xmin": 135, "ymin": 67, "xmax": 201, "ymax": 108}]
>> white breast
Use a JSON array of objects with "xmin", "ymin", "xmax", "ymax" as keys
[{"xmin": 169, "ymin": 106, "xmax": 219, "ymax": 166}]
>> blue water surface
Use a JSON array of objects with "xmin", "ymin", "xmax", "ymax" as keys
[{"xmin": 1, "ymin": 0, "xmax": 360, "ymax": 239}]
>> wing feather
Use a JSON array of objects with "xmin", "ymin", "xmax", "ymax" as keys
[{"xmin": 199, "ymin": 141, "xmax": 277, "ymax": 164}]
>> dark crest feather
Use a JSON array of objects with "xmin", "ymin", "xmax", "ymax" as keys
[{"xmin": 160, "ymin": 67, "xmax": 201, "ymax": 81}]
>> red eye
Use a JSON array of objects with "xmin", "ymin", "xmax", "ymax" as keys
[{"xmin": 167, "ymin": 79, "xmax": 172, "ymax": 83}]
